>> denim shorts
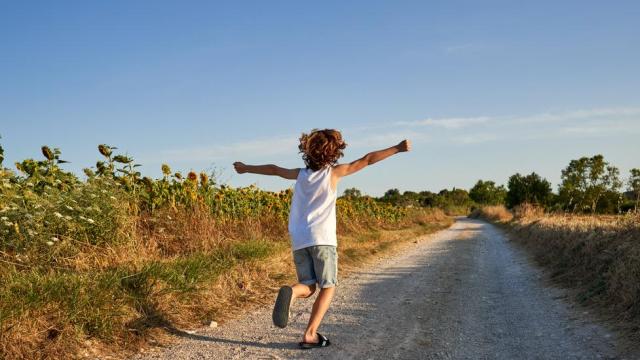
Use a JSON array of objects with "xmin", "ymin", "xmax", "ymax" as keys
[{"xmin": 293, "ymin": 245, "xmax": 338, "ymax": 288}]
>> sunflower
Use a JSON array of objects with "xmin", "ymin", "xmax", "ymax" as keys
[
  {"xmin": 41, "ymin": 146, "xmax": 54, "ymax": 161},
  {"xmin": 98, "ymin": 144, "xmax": 112, "ymax": 157},
  {"xmin": 199, "ymin": 172, "xmax": 209, "ymax": 187}
]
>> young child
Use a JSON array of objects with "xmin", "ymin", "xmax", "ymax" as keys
[{"xmin": 233, "ymin": 129, "xmax": 410, "ymax": 348}]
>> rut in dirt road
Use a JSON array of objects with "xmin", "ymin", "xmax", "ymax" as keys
[{"xmin": 137, "ymin": 218, "xmax": 626, "ymax": 360}]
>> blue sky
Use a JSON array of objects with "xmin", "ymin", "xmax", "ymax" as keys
[{"xmin": 1, "ymin": 1, "xmax": 639, "ymax": 196}]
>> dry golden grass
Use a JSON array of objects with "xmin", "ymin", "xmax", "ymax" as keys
[
  {"xmin": 469, "ymin": 205, "xmax": 514, "ymax": 223},
  {"xmin": 512, "ymin": 203, "xmax": 545, "ymax": 220},
  {"xmin": 509, "ymin": 211, "xmax": 640, "ymax": 343}
]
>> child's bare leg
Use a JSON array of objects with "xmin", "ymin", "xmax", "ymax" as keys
[
  {"xmin": 303, "ymin": 287, "xmax": 335, "ymax": 343},
  {"xmin": 274, "ymin": 283, "xmax": 316, "ymax": 328},
  {"xmin": 291, "ymin": 283, "xmax": 316, "ymax": 301}
]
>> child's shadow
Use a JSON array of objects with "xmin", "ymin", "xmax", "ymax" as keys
[
  {"xmin": 126, "ymin": 299, "xmax": 299, "ymax": 351},
  {"xmin": 165, "ymin": 326, "xmax": 299, "ymax": 350}
]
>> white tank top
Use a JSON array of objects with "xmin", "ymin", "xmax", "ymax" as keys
[{"xmin": 288, "ymin": 166, "xmax": 337, "ymax": 251}]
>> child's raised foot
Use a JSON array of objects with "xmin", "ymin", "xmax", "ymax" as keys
[{"xmin": 272, "ymin": 286, "xmax": 293, "ymax": 328}]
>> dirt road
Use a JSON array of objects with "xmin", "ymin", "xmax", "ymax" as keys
[{"xmin": 136, "ymin": 218, "xmax": 628, "ymax": 359}]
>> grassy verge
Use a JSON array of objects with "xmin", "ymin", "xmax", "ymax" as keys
[
  {"xmin": 471, "ymin": 205, "xmax": 640, "ymax": 345},
  {"xmin": 468, "ymin": 205, "xmax": 514, "ymax": 223},
  {"xmin": 0, "ymin": 207, "xmax": 451, "ymax": 359}
]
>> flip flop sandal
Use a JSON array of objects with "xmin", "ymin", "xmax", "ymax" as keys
[
  {"xmin": 299, "ymin": 333, "xmax": 331, "ymax": 349},
  {"xmin": 272, "ymin": 286, "xmax": 293, "ymax": 328}
]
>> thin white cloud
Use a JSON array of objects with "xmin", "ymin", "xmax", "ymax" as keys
[
  {"xmin": 562, "ymin": 126, "xmax": 604, "ymax": 134},
  {"xmin": 513, "ymin": 107, "xmax": 640, "ymax": 125},
  {"xmin": 393, "ymin": 107, "xmax": 640, "ymax": 130},
  {"xmin": 395, "ymin": 116, "xmax": 490, "ymax": 129},
  {"xmin": 346, "ymin": 130, "xmax": 426, "ymax": 149},
  {"xmin": 384, "ymin": 106, "xmax": 640, "ymax": 134},
  {"xmin": 159, "ymin": 136, "xmax": 298, "ymax": 162},
  {"xmin": 453, "ymin": 133, "xmax": 499, "ymax": 144},
  {"xmin": 561, "ymin": 121, "xmax": 640, "ymax": 136}
]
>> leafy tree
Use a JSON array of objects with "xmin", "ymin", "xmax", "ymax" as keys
[
  {"xmin": 628, "ymin": 168, "xmax": 640, "ymax": 212},
  {"xmin": 557, "ymin": 155, "xmax": 622, "ymax": 213},
  {"xmin": 384, "ymin": 188, "xmax": 400, "ymax": 197},
  {"xmin": 418, "ymin": 191, "xmax": 437, "ymax": 207},
  {"xmin": 381, "ymin": 188, "xmax": 401, "ymax": 205},
  {"xmin": 342, "ymin": 187, "xmax": 362, "ymax": 198},
  {"xmin": 396, "ymin": 191, "xmax": 421, "ymax": 207},
  {"xmin": 469, "ymin": 180, "xmax": 507, "ymax": 205},
  {"xmin": 434, "ymin": 188, "xmax": 473, "ymax": 209},
  {"xmin": 506, "ymin": 172, "xmax": 553, "ymax": 208}
]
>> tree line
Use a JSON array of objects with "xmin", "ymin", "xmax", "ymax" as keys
[{"xmin": 343, "ymin": 154, "xmax": 640, "ymax": 214}]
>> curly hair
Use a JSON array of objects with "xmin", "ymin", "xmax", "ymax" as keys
[{"xmin": 298, "ymin": 129, "xmax": 347, "ymax": 171}]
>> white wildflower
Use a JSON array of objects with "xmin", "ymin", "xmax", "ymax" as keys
[
  {"xmin": 54, "ymin": 212, "xmax": 63, "ymax": 218},
  {"xmin": 46, "ymin": 241, "xmax": 54, "ymax": 246},
  {"xmin": 51, "ymin": 236, "xmax": 60, "ymax": 242},
  {"xmin": 86, "ymin": 218, "xmax": 95, "ymax": 224},
  {"xmin": 65, "ymin": 205, "xmax": 74, "ymax": 211}
]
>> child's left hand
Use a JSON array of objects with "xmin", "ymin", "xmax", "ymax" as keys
[{"xmin": 233, "ymin": 162, "xmax": 247, "ymax": 174}]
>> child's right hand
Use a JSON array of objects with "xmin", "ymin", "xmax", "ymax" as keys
[
  {"xmin": 396, "ymin": 140, "xmax": 411, "ymax": 152},
  {"xmin": 233, "ymin": 162, "xmax": 247, "ymax": 174}
]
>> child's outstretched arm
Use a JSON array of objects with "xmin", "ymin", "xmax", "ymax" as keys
[
  {"xmin": 233, "ymin": 162, "xmax": 300, "ymax": 180},
  {"xmin": 333, "ymin": 140, "xmax": 411, "ymax": 178}
]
